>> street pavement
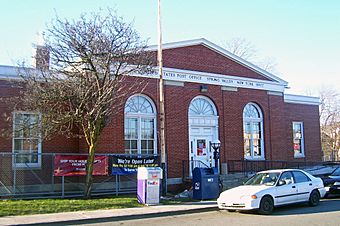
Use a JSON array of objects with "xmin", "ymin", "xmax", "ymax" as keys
[{"xmin": 0, "ymin": 201, "xmax": 217, "ymax": 226}]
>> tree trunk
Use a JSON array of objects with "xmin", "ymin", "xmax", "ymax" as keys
[{"xmin": 84, "ymin": 143, "xmax": 96, "ymax": 198}]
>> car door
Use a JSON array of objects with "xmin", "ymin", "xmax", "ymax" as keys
[
  {"xmin": 274, "ymin": 172, "xmax": 298, "ymax": 205},
  {"xmin": 292, "ymin": 171, "xmax": 312, "ymax": 201}
]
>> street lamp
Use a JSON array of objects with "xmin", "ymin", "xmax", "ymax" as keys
[{"xmin": 211, "ymin": 140, "xmax": 221, "ymax": 169}]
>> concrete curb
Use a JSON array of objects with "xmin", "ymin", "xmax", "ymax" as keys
[{"xmin": 0, "ymin": 202, "xmax": 218, "ymax": 226}]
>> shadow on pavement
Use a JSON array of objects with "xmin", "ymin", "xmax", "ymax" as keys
[
  {"xmin": 270, "ymin": 198, "xmax": 340, "ymax": 216},
  {"xmin": 26, "ymin": 206, "xmax": 218, "ymax": 226}
]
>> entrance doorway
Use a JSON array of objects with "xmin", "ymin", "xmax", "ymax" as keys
[
  {"xmin": 188, "ymin": 96, "xmax": 219, "ymax": 175},
  {"xmin": 190, "ymin": 130, "xmax": 213, "ymax": 168}
]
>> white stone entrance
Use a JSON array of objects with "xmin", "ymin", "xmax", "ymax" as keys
[{"xmin": 188, "ymin": 96, "xmax": 219, "ymax": 174}]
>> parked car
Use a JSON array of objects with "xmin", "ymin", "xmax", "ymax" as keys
[
  {"xmin": 321, "ymin": 167, "xmax": 340, "ymax": 198},
  {"xmin": 217, "ymin": 169, "xmax": 326, "ymax": 214}
]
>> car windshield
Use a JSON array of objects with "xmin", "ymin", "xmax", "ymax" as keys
[
  {"xmin": 331, "ymin": 167, "xmax": 340, "ymax": 176},
  {"xmin": 244, "ymin": 172, "xmax": 280, "ymax": 186}
]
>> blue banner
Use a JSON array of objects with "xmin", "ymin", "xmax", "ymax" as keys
[{"xmin": 111, "ymin": 155, "xmax": 159, "ymax": 175}]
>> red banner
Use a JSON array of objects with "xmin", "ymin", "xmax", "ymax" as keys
[{"xmin": 54, "ymin": 155, "xmax": 108, "ymax": 176}]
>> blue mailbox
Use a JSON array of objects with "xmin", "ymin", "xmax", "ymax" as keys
[{"xmin": 192, "ymin": 167, "xmax": 219, "ymax": 200}]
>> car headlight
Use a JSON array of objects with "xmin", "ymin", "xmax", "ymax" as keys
[{"xmin": 240, "ymin": 195, "xmax": 257, "ymax": 200}]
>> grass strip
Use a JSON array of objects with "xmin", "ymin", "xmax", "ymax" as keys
[
  {"xmin": 0, "ymin": 195, "xmax": 143, "ymax": 217},
  {"xmin": 0, "ymin": 195, "xmax": 196, "ymax": 217}
]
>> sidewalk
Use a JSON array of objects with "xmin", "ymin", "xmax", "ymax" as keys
[{"xmin": 0, "ymin": 201, "xmax": 217, "ymax": 226}]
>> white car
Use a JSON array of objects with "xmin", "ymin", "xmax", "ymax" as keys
[{"xmin": 217, "ymin": 169, "xmax": 326, "ymax": 214}]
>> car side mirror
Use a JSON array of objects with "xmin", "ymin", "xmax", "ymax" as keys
[{"xmin": 278, "ymin": 180, "xmax": 286, "ymax": 186}]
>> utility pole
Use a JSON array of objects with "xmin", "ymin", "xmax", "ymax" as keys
[{"xmin": 158, "ymin": 0, "xmax": 167, "ymax": 195}]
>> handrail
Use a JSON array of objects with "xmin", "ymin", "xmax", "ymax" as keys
[{"xmin": 182, "ymin": 159, "xmax": 210, "ymax": 181}]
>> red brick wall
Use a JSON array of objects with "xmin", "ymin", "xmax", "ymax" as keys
[
  {"xmin": 158, "ymin": 45, "xmax": 272, "ymax": 81},
  {"xmin": 267, "ymin": 95, "xmax": 289, "ymax": 161},
  {"xmin": 284, "ymin": 103, "xmax": 322, "ymax": 161},
  {"xmin": 222, "ymin": 88, "xmax": 271, "ymax": 161},
  {"xmin": 93, "ymin": 76, "xmax": 160, "ymax": 154},
  {"xmin": 0, "ymin": 80, "xmax": 79, "ymax": 154},
  {"xmin": 0, "ymin": 80, "xmax": 18, "ymax": 152}
]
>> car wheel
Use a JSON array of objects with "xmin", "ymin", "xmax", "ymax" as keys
[
  {"xmin": 258, "ymin": 196, "xmax": 274, "ymax": 215},
  {"xmin": 308, "ymin": 190, "xmax": 320, "ymax": 207}
]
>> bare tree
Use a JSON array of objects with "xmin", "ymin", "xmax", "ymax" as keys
[
  {"xmin": 319, "ymin": 87, "xmax": 340, "ymax": 160},
  {"xmin": 223, "ymin": 37, "xmax": 257, "ymax": 61},
  {"xmin": 223, "ymin": 37, "xmax": 278, "ymax": 74},
  {"xmin": 255, "ymin": 56, "xmax": 278, "ymax": 74},
  {"xmin": 13, "ymin": 9, "xmax": 153, "ymax": 198}
]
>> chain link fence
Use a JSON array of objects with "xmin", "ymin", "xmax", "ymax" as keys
[{"xmin": 0, "ymin": 152, "xmax": 158, "ymax": 199}]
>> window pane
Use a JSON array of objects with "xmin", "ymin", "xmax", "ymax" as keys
[
  {"xmin": 23, "ymin": 140, "xmax": 30, "ymax": 150},
  {"xmin": 14, "ymin": 127, "xmax": 23, "ymax": 138},
  {"xmin": 293, "ymin": 171, "xmax": 310, "ymax": 183},
  {"xmin": 14, "ymin": 139, "xmax": 23, "ymax": 151},
  {"xmin": 279, "ymin": 172, "xmax": 294, "ymax": 184},
  {"xmin": 148, "ymin": 140, "xmax": 154, "ymax": 150},
  {"xmin": 243, "ymin": 104, "xmax": 260, "ymax": 119},
  {"xmin": 124, "ymin": 118, "xmax": 138, "ymax": 139},
  {"xmin": 189, "ymin": 98, "xmax": 215, "ymax": 116},
  {"xmin": 141, "ymin": 140, "xmax": 147, "ymax": 149},
  {"xmin": 125, "ymin": 96, "xmax": 154, "ymax": 114},
  {"xmin": 141, "ymin": 119, "xmax": 154, "ymax": 139},
  {"xmin": 131, "ymin": 140, "xmax": 137, "ymax": 150},
  {"xmin": 244, "ymin": 122, "xmax": 251, "ymax": 133},
  {"xmin": 293, "ymin": 122, "xmax": 304, "ymax": 157},
  {"xmin": 125, "ymin": 140, "xmax": 138, "ymax": 154},
  {"xmin": 253, "ymin": 139, "xmax": 261, "ymax": 156},
  {"xmin": 243, "ymin": 104, "xmax": 263, "ymax": 158},
  {"xmin": 244, "ymin": 139, "xmax": 251, "ymax": 156},
  {"xmin": 130, "ymin": 150, "xmax": 138, "ymax": 155},
  {"xmin": 253, "ymin": 122, "xmax": 260, "ymax": 133},
  {"xmin": 31, "ymin": 139, "xmax": 39, "ymax": 151},
  {"xmin": 16, "ymin": 154, "xmax": 29, "ymax": 163},
  {"xmin": 31, "ymin": 153, "xmax": 38, "ymax": 163}
]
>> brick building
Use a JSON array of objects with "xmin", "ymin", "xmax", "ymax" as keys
[{"xmin": 0, "ymin": 39, "xmax": 322, "ymax": 189}]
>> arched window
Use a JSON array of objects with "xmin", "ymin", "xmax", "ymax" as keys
[
  {"xmin": 189, "ymin": 97, "xmax": 216, "ymax": 116},
  {"xmin": 124, "ymin": 95, "xmax": 156, "ymax": 155},
  {"xmin": 243, "ymin": 103, "xmax": 264, "ymax": 159}
]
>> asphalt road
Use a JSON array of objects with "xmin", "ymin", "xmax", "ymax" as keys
[{"xmin": 84, "ymin": 198, "xmax": 340, "ymax": 226}]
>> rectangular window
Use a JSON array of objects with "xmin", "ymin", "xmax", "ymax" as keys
[
  {"xmin": 252, "ymin": 122, "xmax": 262, "ymax": 156},
  {"xmin": 244, "ymin": 122, "xmax": 262, "ymax": 158},
  {"xmin": 124, "ymin": 117, "xmax": 155, "ymax": 155},
  {"xmin": 293, "ymin": 122, "xmax": 304, "ymax": 158},
  {"xmin": 141, "ymin": 119, "xmax": 154, "ymax": 155},
  {"xmin": 244, "ymin": 122, "xmax": 251, "ymax": 157},
  {"xmin": 124, "ymin": 118, "xmax": 138, "ymax": 154},
  {"xmin": 12, "ymin": 112, "xmax": 41, "ymax": 168}
]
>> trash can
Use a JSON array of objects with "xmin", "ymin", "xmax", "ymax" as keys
[
  {"xmin": 137, "ymin": 167, "xmax": 163, "ymax": 205},
  {"xmin": 192, "ymin": 167, "xmax": 219, "ymax": 200}
]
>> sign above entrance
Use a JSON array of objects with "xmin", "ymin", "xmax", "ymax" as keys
[{"xmin": 131, "ymin": 67, "xmax": 286, "ymax": 93}]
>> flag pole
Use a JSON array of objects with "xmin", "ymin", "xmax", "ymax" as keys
[{"xmin": 157, "ymin": 0, "xmax": 167, "ymax": 195}]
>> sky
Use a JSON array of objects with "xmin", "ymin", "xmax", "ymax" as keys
[{"xmin": 0, "ymin": 0, "xmax": 339, "ymax": 95}]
